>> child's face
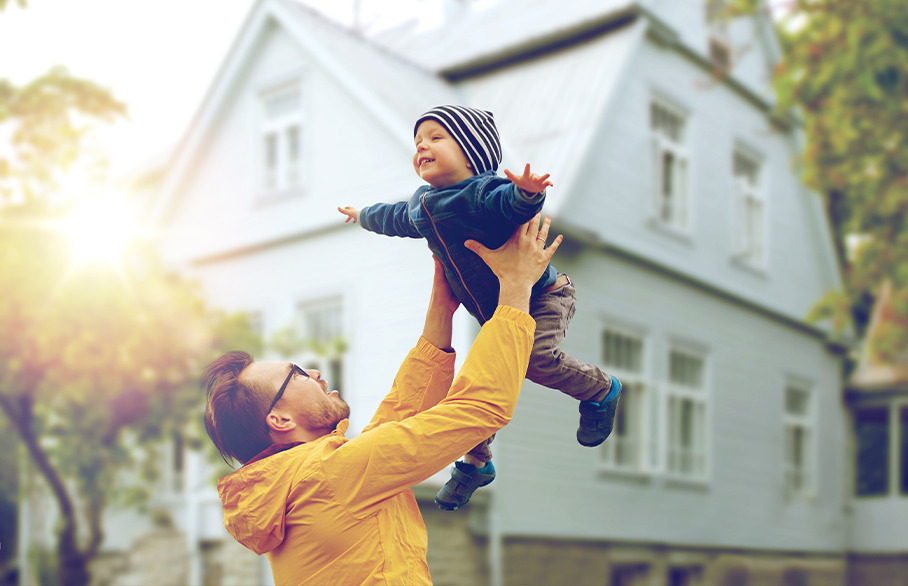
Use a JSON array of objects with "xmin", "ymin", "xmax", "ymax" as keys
[{"xmin": 413, "ymin": 120, "xmax": 474, "ymax": 189}]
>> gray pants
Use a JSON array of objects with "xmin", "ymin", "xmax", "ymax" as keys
[{"xmin": 465, "ymin": 274, "xmax": 613, "ymax": 462}]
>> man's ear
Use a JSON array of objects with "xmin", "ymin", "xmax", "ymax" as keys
[{"xmin": 266, "ymin": 411, "xmax": 297, "ymax": 433}]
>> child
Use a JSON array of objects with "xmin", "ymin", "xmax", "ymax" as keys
[{"xmin": 339, "ymin": 105, "xmax": 621, "ymax": 510}]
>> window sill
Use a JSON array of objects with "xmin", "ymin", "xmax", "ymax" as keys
[
  {"xmin": 784, "ymin": 489, "xmax": 817, "ymax": 503},
  {"xmin": 729, "ymin": 254, "xmax": 768, "ymax": 277},
  {"xmin": 596, "ymin": 465, "xmax": 653, "ymax": 483},
  {"xmin": 664, "ymin": 474, "xmax": 710, "ymax": 491},
  {"xmin": 647, "ymin": 217, "xmax": 693, "ymax": 245}
]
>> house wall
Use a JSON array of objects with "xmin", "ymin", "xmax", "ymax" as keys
[
  {"xmin": 558, "ymin": 34, "xmax": 839, "ymax": 328},
  {"xmin": 492, "ymin": 243, "xmax": 848, "ymax": 552}
]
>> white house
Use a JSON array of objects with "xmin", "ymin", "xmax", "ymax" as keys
[{"xmin": 80, "ymin": 0, "xmax": 897, "ymax": 584}]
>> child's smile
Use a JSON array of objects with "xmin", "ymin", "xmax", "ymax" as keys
[{"xmin": 413, "ymin": 120, "xmax": 474, "ymax": 189}]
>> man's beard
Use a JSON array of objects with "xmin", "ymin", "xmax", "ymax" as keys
[{"xmin": 308, "ymin": 395, "xmax": 351, "ymax": 433}]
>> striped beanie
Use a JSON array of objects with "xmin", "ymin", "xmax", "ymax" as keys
[{"xmin": 414, "ymin": 105, "xmax": 502, "ymax": 175}]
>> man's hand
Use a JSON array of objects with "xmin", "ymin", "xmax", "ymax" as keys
[
  {"xmin": 503, "ymin": 163, "xmax": 553, "ymax": 194},
  {"xmin": 464, "ymin": 214, "xmax": 562, "ymax": 313},
  {"xmin": 338, "ymin": 206, "xmax": 360, "ymax": 223}
]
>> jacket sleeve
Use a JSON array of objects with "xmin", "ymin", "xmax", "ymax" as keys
[
  {"xmin": 359, "ymin": 201, "xmax": 422, "ymax": 238},
  {"xmin": 360, "ymin": 337, "xmax": 455, "ymax": 434},
  {"xmin": 325, "ymin": 306, "xmax": 535, "ymax": 516},
  {"xmin": 479, "ymin": 179, "xmax": 547, "ymax": 224}
]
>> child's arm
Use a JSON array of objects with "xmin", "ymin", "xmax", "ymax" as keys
[
  {"xmin": 340, "ymin": 201, "xmax": 422, "ymax": 239},
  {"xmin": 503, "ymin": 163, "xmax": 553, "ymax": 196}
]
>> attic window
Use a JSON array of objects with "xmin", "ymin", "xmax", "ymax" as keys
[
  {"xmin": 260, "ymin": 84, "xmax": 304, "ymax": 194},
  {"xmin": 705, "ymin": 0, "xmax": 731, "ymax": 71},
  {"xmin": 650, "ymin": 99, "xmax": 689, "ymax": 231},
  {"xmin": 709, "ymin": 38, "xmax": 731, "ymax": 71},
  {"xmin": 732, "ymin": 148, "xmax": 765, "ymax": 266}
]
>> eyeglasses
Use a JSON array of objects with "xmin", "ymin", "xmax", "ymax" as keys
[{"xmin": 268, "ymin": 363, "xmax": 309, "ymax": 412}]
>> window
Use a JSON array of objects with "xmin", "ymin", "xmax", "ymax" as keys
[
  {"xmin": 599, "ymin": 329, "xmax": 649, "ymax": 472},
  {"xmin": 650, "ymin": 100, "xmax": 689, "ymax": 231},
  {"xmin": 296, "ymin": 298, "xmax": 345, "ymax": 397},
  {"xmin": 611, "ymin": 564, "xmax": 650, "ymax": 586},
  {"xmin": 901, "ymin": 406, "xmax": 908, "ymax": 494},
  {"xmin": 665, "ymin": 348, "xmax": 707, "ymax": 480},
  {"xmin": 668, "ymin": 565, "xmax": 703, "ymax": 586},
  {"xmin": 854, "ymin": 406, "xmax": 889, "ymax": 496},
  {"xmin": 261, "ymin": 84, "xmax": 304, "ymax": 193},
  {"xmin": 783, "ymin": 383, "xmax": 815, "ymax": 496},
  {"xmin": 733, "ymin": 149, "xmax": 765, "ymax": 265},
  {"xmin": 705, "ymin": 0, "xmax": 731, "ymax": 71}
]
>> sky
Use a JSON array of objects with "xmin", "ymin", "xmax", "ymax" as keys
[{"xmin": 0, "ymin": 0, "xmax": 426, "ymax": 177}]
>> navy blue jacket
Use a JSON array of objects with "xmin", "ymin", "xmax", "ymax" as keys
[{"xmin": 359, "ymin": 171, "xmax": 558, "ymax": 324}]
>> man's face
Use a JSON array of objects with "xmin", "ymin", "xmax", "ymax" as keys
[
  {"xmin": 244, "ymin": 361, "xmax": 350, "ymax": 435},
  {"xmin": 412, "ymin": 120, "xmax": 474, "ymax": 189}
]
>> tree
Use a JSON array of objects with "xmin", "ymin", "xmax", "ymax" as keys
[
  {"xmin": 0, "ymin": 201, "xmax": 262, "ymax": 585},
  {"xmin": 0, "ymin": 22, "xmax": 258, "ymax": 586},
  {"xmin": 733, "ymin": 0, "xmax": 908, "ymax": 361}
]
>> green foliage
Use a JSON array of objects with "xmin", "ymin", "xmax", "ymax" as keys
[
  {"xmin": 0, "ymin": 0, "xmax": 26, "ymax": 12},
  {"xmin": 0, "ymin": 67, "xmax": 127, "ymax": 201},
  {"xmin": 0, "ymin": 200, "xmax": 258, "ymax": 582},
  {"xmin": 734, "ymin": 0, "xmax": 908, "ymax": 360}
]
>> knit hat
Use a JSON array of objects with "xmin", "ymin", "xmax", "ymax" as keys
[{"xmin": 414, "ymin": 105, "xmax": 502, "ymax": 175}]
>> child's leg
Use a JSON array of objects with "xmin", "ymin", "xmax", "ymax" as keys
[
  {"xmin": 526, "ymin": 275, "xmax": 613, "ymax": 402},
  {"xmin": 435, "ymin": 435, "xmax": 496, "ymax": 511},
  {"xmin": 527, "ymin": 274, "xmax": 622, "ymax": 447},
  {"xmin": 463, "ymin": 433, "xmax": 494, "ymax": 466}
]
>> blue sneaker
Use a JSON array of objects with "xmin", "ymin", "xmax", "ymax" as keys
[
  {"xmin": 434, "ymin": 461, "xmax": 496, "ymax": 511},
  {"xmin": 577, "ymin": 377, "xmax": 622, "ymax": 447}
]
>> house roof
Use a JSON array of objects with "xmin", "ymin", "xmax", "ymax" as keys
[
  {"xmin": 371, "ymin": 0, "xmax": 636, "ymax": 76},
  {"xmin": 849, "ymin": 280, "xmax": 908, "ymax": 393},
  {"xmin": 149, "ymin": 0, "xmax": 644, "ymax": 224}
]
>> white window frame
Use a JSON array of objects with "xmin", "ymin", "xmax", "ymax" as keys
[
  {"xmin": 295, "ymin": 297, "xmax": 346, "ymax": 396},
  {"xmin": 650, "ymin": 98, "xmax": 690, "ymax": 233},
  {"xmin": 259, "ymin": 81, "xmax": 305, "ymax": 196},
  {"xmin": 663, "ymin": 346, "xmax": 709, "ymax": 482},
  {"xmin": 732, "ymin": 147, "xmax": 767, "ymax": 267},
  {"xmin": 597, "ymin": 325, "xmax": 653, "ymax": 475},
  {"xmin": 783, "ymin": 379, "xmax": 816, "ymax": 499}
]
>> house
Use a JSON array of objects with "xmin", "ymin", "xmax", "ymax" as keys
[{"xmin": 87, "ymin": 0, "xmax": 869, "ymax": 584}]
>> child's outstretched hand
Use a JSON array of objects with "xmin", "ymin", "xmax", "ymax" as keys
[
  {"xmin": 504, "ymin": 163, "xmax": 553, "ymax": 195},
  {"xmin": 338, "ymin": 206, "xmax": 359, "ymax": 224}
]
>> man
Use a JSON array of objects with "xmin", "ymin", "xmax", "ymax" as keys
[{"xmin": 203, "ymin": 214, "xmax": 561, "ymax": 585}]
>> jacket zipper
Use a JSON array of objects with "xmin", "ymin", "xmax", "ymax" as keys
[{"xmin": 421, "ymin": 192, "xmax": 488, "ymax": 322}]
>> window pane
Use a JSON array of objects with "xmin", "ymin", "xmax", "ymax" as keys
[
  {"xmin": 264, "ymin": 133, "xmax": 277, "ymax": 168},
  {"xmin": 602, "ymin": 330, "xmax": 642, "ymax": 372},
  {"xmin": 287, "ymin": 125, "xmax": 300, "ymax": 160},
  {"xmin": 854, "ymin": 407, "xmax": 889, "ymax": 496},
  {"xmin": 264, "ymin": 89, "xmax": 300, "ymax": 118},
  {"xmin": 670, "ymin": 351, "xmax": 703, "ymax": 388},
  {"xmin": 785, "ymin": 387, "xmax": 809, "ymax": 416}
]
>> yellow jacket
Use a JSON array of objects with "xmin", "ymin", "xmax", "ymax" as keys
[{"xmin": 217, "ymin": 306, "xmax": 535, "ymax": 585}]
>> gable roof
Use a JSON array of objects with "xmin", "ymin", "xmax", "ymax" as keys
[
  {"xmin": 148, "ymin": 0, "xmax": 457, "ymax": 225},
  {"xmin": 371, "ymin": 0, "xmax": 636, "ymax": 76}
]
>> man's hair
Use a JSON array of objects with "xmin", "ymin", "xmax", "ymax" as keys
[{"xmin": 202, "ymin": 351, "xmax": 273, "ymax": 465}]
